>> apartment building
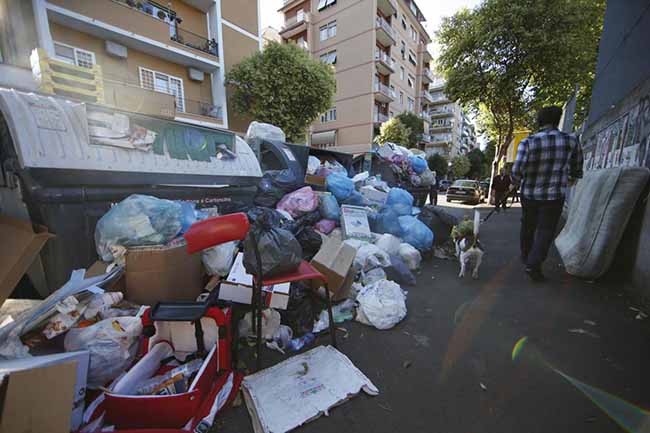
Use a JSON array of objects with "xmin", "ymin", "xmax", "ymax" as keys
[
  {"xmin": 0, "ymin": 0, "xmax": 262, "ymax": 134},
  {"xmin": 278, "ymin": 0, "xmax": 434, "ymax": 153},
  {"xmin": 425, "ymin": 78, "xmax": 478, "ymax": 158}
]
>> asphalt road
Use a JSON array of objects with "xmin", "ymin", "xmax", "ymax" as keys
[{"xmin": 216, "ymin": 195, "xmax": 650, "ymax": 433}]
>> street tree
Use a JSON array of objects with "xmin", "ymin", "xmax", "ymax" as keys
[
  {"xmin": 427, "ymin": 153, "xmax": 448, "ymax": 177},
  {"xmin": 450, "ymin": 155, "xmax": 471, "ymax": 179},
  {"xmin": 396, "ymin": 111, "xmax": 425, "ymax": 147},
  {"xmin": 225, "ymin": 42, "xmax": 336, "ymax": 142},
  {"xmin": 436, "ymin": 0, "xmax": 605, "ymax": 167},
  {"xmin": 467, "ymin": 148, "xmax": 487, "ymax": 179},
  {"xmin": 375, "ymin": 117, "xmax": 410, "ymax": 146}
]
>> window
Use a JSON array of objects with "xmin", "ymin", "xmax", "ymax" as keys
[
  {"xmin": 401, "ymin": 16, "xmax": 407, "ymax": 30},
  {"xmin": 54, "ymin": 42, "xmax": 95, "ymax": 69},
  {"xmin": 400, "ymin": 66, "xmax": 405, "ymax": 80},
  {"xmin": 390, "ymin": 84, "xmax": 395, "ymax": 96},
  {"xmin": 399, "ymin": 91, "xmax": 404, "ymax": 105},
  {"xmin": 319, "ymin": 50, "xmax": 337, "ymax": 65},
  {"xmin": 321, "ymin": 107, "xmax": 337, "ymax": 123},
  {"xmin": 407, "ymin": 97, "xmax": 415, "ymax": 111},
  {"xmin": 408, "ymin": 50, "xmax": 417, "ymax": 66},
  {"xmin": 407, "ymin": 75, "xmax": 414, "ymax": 88},
  {"xmin": 139, "ymin": 67, "xmax": 185, "ymax": 112},
  {"xmin": 320, "ymin": 21, "xmax": 337, "ymax": 41},
  {"xmin": 318, "ymin": 0, "xmax": 336, "ymax": 11},
  {"xmin": 410, "ymin": 25, "xmax": 418, "ymax": 42},
  {"xmin": 400, "ymin": 41, "xmax": 406, "ymax": 60}
]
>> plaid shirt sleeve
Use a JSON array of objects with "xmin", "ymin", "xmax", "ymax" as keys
[
  {"xmin": 511, "ymin": 137, "xmax": 528, "ymax": 186},
  {"xmin": 569, "ymin": 135, "xmax": 584, "ymax": 179}
]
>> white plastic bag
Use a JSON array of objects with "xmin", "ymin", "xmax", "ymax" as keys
[
  {"xmin": 245, "ymin": 121, "xmax": 286, "ymax": 143},
  {"xmin": 356, "ymin": 279, "xmax": 407, "ymax": 330},
  {"xmin": 361, "ymin": 267, "xmax": 387, "ymax": 286},
  {"xmin": 202, "ymin": 241, "xmax": 239, "ymax": 276},
  {"xmin": 238, "ymin": 309, "xmax": 281, "ymax": 341},
  {"xmin": 64, "ymin": 317, "xmax": 143, "ymax": 388},
  {"xmin": 353, "ymin": 244, "xmax": 391, "ymax": 272},
  {"xmin": 375, "ymin": 234, "xmax": 402, "ymax": 256},
  {"xmin": 307, "ymin": 156, "xmax": 321, "ymax": 175},
  {"xmin": 398, "ymin": 243, "xmax": 422, "ymax": 271}
]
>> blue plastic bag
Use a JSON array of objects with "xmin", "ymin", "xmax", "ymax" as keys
[
  {"xmin": 342, "ymin": 190, "xmax": 369, "ymax": 206},
  {"xmin": 409, "ymin": 156, "xmax": 427, "ymax": 174},
  {"xmin": 386, "ymin": 188, "xmax": 414, "ymax": 216},
  {"xmin": 95, "ymin": 194, "xmax": 183, "ymax": 261},
  {"xmin": 398, "ymin": 215, "xmax": 434, "ymax": 251},
  {"xmin": 370, "ymin": 207, "xmax": 402, "ymax": 237},
  {"xmin": 319, "ymin": 194, "xmax": 341, "ymax": 220},
  {"xmin": 327, "ymin": 172, "xmax": 354, "ymax": 202}
]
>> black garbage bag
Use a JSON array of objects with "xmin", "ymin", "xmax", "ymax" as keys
[
  {"xmin": 254, "ymin": 169, "xmax": 304, "ymax": 208},
  {"xmin": 417, "ymin": 205, "xmax": 459, "ymax": 245},
  {"xmin": 295, "ymin": 226, "xmax": 323, "ymax": 261},
  {"xmin": 385, "ymin": 255, "xmax": 417, "ymax": 286},
  {"xmin": 281, "ymin": 209, "xmax": 322, "ymax": 235},
  {"xmin": 246, "ymin": 206, "xmax": 284, "ymax": 226},
  {"xmin": 243, "ymin": 209, "xmax": 302, "ymax": 279},
  {"xmin": 280, "ymin": 282, "xmax": 318, "ymax": 337}
]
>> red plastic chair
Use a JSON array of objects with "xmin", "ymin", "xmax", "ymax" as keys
[{"xmin": 184, "ymin": 213, "xmax": 338, "ymax": 371}]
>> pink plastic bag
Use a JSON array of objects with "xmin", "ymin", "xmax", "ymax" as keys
[
  {"xmin": 276, "ymin": 186, "xmax": 318, "ymax": 218},
  {"xmin": 314, "ymin": 219, "xmax": 337, "ymax": 234}
]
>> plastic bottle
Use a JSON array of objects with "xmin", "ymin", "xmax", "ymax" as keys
[
  {"xmin": 287, "ymin": 333, "xmax": 315, "ymax": 352},
  {"xmin": 135, "ymin": 358, "xmax": 204, "ymax": 395}
]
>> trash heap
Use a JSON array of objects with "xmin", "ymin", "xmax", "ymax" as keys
[
  {"xmin": 0, "ymin": 122, "xmax": 455, "ymax": 433},
  {"xmin": 374, "ymin": 142, "xmax": 436, "ymax": 189}
]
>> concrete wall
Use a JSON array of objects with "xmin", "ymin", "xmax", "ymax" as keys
[
  {"xmin": 221, "ymin": 0, "xmax": 258, "ymax": 35},
  {"xmin": 0, "ymin": 0, "xmax": 39, "ymax": 68}
]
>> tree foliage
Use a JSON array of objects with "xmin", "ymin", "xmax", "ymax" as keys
[
  {"xmin": 436, "ymin": 0, "xmax": 605, "ymax": 163},
  {"xmin": 451, "ymin": 155, "xmax": 471, "ymax": 178},
  {"xmin": 225, "ymin": 42, "xmax": 336, "ymax": 142},
  {"xmin": 375, "ymin": 117, "xmax": 410, "ymax": 146},
  {"xmin": 396, "ymin": 111, "xmax": 425, "ymax": 147},
  {"xmin": 427, "ymin": 153, "xmax": 448, "ymax": 177},
  {"xmin": 466, "ymin": 148, "xmax": 487, "ymax": 179}
]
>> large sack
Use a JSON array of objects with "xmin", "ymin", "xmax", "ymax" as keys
[
  {"xmin": 555, "ymin": 167, "xmax": 650, "ymax": 279},
  {"xmin": 417, "ymin": 205, "xmax": 459, "ymax": 245}
]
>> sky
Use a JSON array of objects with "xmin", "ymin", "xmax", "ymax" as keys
[{"xmin": 260, "ymin": 0, "xmax": 482, "ymax": 56}]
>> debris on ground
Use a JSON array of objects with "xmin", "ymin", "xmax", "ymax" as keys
[{"xmin": 569, "ymin": 328, "xmax": 600, "ymax": 338}]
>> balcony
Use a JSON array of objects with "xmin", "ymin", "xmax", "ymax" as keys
[
  {"xmin": 374, "ymin": 50, "xmax": 395, "ymax": 75},
  {"xmin": 46, "ymin": 0, "xmax": 219, "ymax": 71},
  {"xmin": 420, "ymin": 134, "xmax": 433, "ymax": 144},
  {"xmin": 430, "ymin": 94, "xmax": 451, "ymax": 104},
  {"xmin": 421, "ymin": 91, "xmax": 435, "ymax": 104},
  {"xmin": 423, "ymin": 68, "xmax": 434, "ymax": 84},
  {"xmin": 419, "ymin": 43, "xmax": 433, "ymax": 63},
  {"xmin": 280, "ymin": 11, "xmax": 309, "ymax": 38},
  {"xmin": 279, "ymin": 0, "xmax": 308, "ymax": 12},
  {"xmin": 373, "ymin": 112, "xmax": 389, "ymax": 124},
  {"xmin": 420, "ymin": 111, "xmax": 430, "ymax": 121},
  {"xmin": 374, "ymin": 82, "xmax": 395, "ymax": 103},
  {"xmin": 430, "ymin": 107, "xmax": 453, "ymax": 118},
  {"xmin": 375, "ymin": 16, "xmax": 396, "ymax": 47},
  {"xmin": 431, "ymin": 134, "xmax": 453, "ymax": 144},
  {"xmin": 377, "ymin": 0, "xmax": 397, "ymax": 16},
  {"xmin": 431, "ymin": 122, "xmax": 453, "ymax": 132}
]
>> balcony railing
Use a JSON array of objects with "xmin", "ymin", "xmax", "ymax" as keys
[
  {"xmin": 375, "ymin": 15, "xmax": 395, "ymax": 40},
  {"xmin": 172, "ymin": 27, "xmax": 218, "ymax": 56},
  {"xmin": 183, "ymin": 98, "xmax": 224, "ymax": 121},
  {"xmin": 424, "ymin": 68, "xmax": 435, "ymax": 82},
  {"xmin": 420, "ymin": 111, "xmax": 430, "ymax": 120},
  {"xmin": 374, "ymin": 112, "xmax": 389, "ymax": 123},
  {"xmin": 431, "ymin": 134, "xmax": 452, "ymax": 143},
  {"xmin": 374, "ymin": 50, "xmax": 394, "ymax": 68},
  {"xmin": 282, "ymin": 12, "xmax": 306, "ymax": 30},
  {"xmin": 374, "ymin": 82, "xmax": 395, "ymax": 99},
  {"xmin": 421, "ymin": 91, "xmax": 434, "ymax": 103},
  {"xmin": 420, "ymin": 134, "xmax": 432, "ymax": 143}
]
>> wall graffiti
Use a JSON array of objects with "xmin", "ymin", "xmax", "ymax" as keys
[{"xmin": 584, "ymin": 93, "xmax": 650, "ymax": 171}]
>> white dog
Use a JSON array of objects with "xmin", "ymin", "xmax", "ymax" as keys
[{"xmin": 454, "ymin": 236, "xmax": 484, "ymax": 279}]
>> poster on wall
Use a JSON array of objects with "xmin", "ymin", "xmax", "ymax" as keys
[
  {"xmin": 594, "ymin": 128, "xmax": 609, "ymax": 169},
  {"xmin": 620, "ymin": 106, "xmax": 639, "ymax": 167},
  {"xmin": 635, "ymin": 96, "xmax": 650, "ymax": 168}
]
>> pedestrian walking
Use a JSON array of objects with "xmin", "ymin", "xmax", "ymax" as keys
[
  {"xmin": 491, "ymin": 168, "xmax": 511, "ymax": 212},
  {"xmin": 429, "ymin": 170, "xmax": 438, "ymax": 206},
  {"xmin": 511, "ymin": 106, "xmax": 583, "ymax": 282}
]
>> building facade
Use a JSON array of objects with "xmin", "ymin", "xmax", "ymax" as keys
[
  {"xmin": 424, "ymin": 77, "xmax": 477, "ymax": 158},
  {"xmin": 0, "ymin": 0, "xmax": 262, "ymax": 134},
  {"xmin": 278, "ymin": 0, "xmax": 434, "ymax": 153}
]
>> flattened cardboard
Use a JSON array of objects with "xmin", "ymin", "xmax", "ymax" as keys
[
  {"xmin": 304, "ymin": 174, "xmax": 327, "ymax": 188},
  {"xmin": 0, "ymin": 350, "xmax": 90, "ymax": 433},
  {"xmin": 0, "ymin": 216, "xmax": 54, "ymax": 305},
  {"xmin": 125, "ymin": 244, "xmax": 203, "ymax": 306},
  {"xmin": 310, "ymin": 238, "xmax": 356, "ymax": 299}
]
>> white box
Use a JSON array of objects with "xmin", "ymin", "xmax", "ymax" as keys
[
  {"xmin": 340, "ymin": 205, "xmax": 372, "ymax": 241},
  {"xmin": 263, "ymin": 282, "xmax": 290, "ymax": 310}
]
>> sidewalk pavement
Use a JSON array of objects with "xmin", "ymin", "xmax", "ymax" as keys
[{"xmin": 216, "ymin": 200, "xmax": 650, "ymax": 433}]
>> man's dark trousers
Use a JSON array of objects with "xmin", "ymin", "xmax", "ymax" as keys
[{"xmin": 520, "ymin": 198, "xmax": 564, "ymax": 269}]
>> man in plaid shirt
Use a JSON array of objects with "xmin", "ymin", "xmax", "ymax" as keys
[{"xmin": 511, "ymin": 106, "xmax": 583, "ymax": 281}]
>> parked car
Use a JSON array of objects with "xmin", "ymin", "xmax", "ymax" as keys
[
  {"xmin": 439, "ymin": 179, "xmax": 452, "ymax": 192},
  {"xmin": 479, "ymin": 181, "xmax": 490, "ymax": 196},
  {"xmin": 447, "ymin": 179, "xmax": 484, "ymax": 205}
]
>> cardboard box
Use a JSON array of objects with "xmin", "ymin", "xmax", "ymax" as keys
[
  {"xmin": 125, "ymin": 244, "xmax": 204, "ymax": 306},
  {"xmin": 305, "ymin": 174, "xmax": 327, "ymax": 188},
  {"xmin": 219, "ymin": 253, "xmax": 289, "ymax": 309},
  {"xmin": 0, "ymin": 216, "xmax": 54, "ymax": 305},
  {"xmin": 340, "ymin": 205, "xmax": 372, "ymax": 241},
  {"xmin": 310, "ymin": 238, "xmax": 357, "ymax": 300},
  {"xmin": 360, "ymin": 185, "xmax": 388, "ymax": 205},
  {"xmin": 0, "ymin": 350, "xmax": 90, "ymax": 432}
]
